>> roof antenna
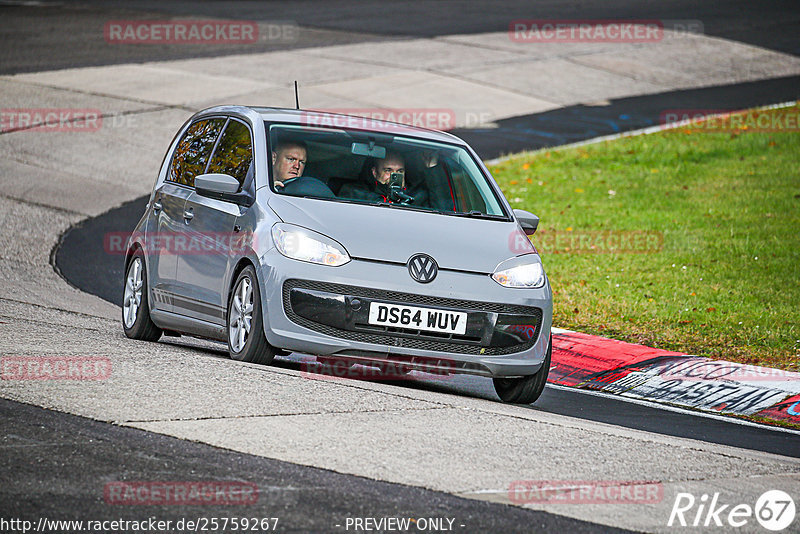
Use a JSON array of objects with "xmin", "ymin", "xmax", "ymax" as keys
[{"xmin": 294, "ymin": 81, "xmax": 300, "ymax": 110}]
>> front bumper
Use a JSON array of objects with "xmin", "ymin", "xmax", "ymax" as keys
[
  {"xmin": 258, "ymin": 251, "xmax": 553, "ymax": 377},
  {"xmin": 286, "ymin": 279, "xmax": 542, "ymax": 353}
]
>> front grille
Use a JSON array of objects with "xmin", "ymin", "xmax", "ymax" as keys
[
  {"xmin": 282, "ymin": 279, "xmax": 542, "ymax": 356},
  {"xmin": 354, "ymin": 322, "xmax": 483, "ymax": 344}
]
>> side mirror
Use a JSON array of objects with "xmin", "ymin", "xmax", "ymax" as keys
[
  {"xmin": 195, "ymin": 173, "xmax": 254, "ymax": 207},
  {"xmin": 513, "ymin": 209, "xmax": 539, "ymax": 236},
  {"xmin": 196, "ymin": 173, "xmax": 240, "ymax": 194}
]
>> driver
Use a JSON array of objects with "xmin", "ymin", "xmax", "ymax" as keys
[
  {"xmin": 272, "ymin": 140, "xmax": 307, "ymax": 188},
  {"xmin": 272, "ymin": 140, "xmax": 335, "ymax": 198}
]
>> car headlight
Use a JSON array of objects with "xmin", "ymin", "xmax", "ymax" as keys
[
  {"xmin": 271, "ymin": 223, "xmax": 350, "ymax": 266},
  {"xmin": 492, "ymin": 258, "xmax": 546, "ymax": 288}
]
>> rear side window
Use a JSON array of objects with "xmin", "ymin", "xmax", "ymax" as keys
[
  {"xmin": 169, "ymin": 118, "xmax": 225, "ymax": 187},
  {"xmin": 207, "ymin": 119, "xmax": 253, "ymax": 189}
]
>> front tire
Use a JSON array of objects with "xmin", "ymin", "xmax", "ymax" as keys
[
  {"xmin": 493, "ymin": 334, "xmax": 551, "ymax": 404},
  {"xmin": 227, "ymin": 265, "xmax": 275, "ymax": 365},
  {"xmin": 122, "ymin": 249, "xmax": 162, "ymax": 342}
]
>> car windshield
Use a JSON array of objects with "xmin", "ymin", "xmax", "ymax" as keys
[{"xmin": 267, "ymin": 122, "xmax": 507, "ymax": 218}]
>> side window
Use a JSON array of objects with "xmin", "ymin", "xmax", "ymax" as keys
[
  {"xmin": 207, "ymin": 120, "xmax": 253, "ymax": 189},
  {"xmin": 169, "ymin": 118, "xmax": 225, "ymax": 187}
]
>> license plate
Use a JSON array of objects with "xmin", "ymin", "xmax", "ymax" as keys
[{"xmin": 367, "ymin": 302, "xmax": 467, "ymax": 335}]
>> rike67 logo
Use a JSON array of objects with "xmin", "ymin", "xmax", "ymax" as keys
[{"xmin": 668, "ymin": 490, "xmax": 795, "ymax": 531}]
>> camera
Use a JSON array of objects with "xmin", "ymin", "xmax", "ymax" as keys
[
  {"xmin": 388, "ymin": 172, "xmax": 403, "ymax": 188},
  {"xmin": 388, "ymin": 172, "xmax": 414, "ymax": 204}
]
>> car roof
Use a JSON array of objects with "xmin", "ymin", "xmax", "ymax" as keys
[{"xmin": 194, "ymin": 105, "xmax": 466, "ymax": 145}]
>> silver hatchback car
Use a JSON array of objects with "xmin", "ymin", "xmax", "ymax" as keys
[{"xmin": 122, "ymin": 106, "xmax": 553, "ymax": 404}]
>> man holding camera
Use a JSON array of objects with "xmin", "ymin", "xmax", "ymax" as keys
[
  {"xmin": 371, "ymin": 151, "xmax": 411, "ymax": 203},
  {"xmin": 339, "ymin": 151, "xmax": 417, "ymax": 204}
]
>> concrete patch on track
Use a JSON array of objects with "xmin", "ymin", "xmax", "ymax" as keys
[{"xmin": 551, "ymin": 332, "xmax": 800, "ymax": 426}]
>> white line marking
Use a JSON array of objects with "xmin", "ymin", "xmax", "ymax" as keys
[
  {"xmin": 550, "ymin": 327, "xmax": 573, "ymax": 334},
  {"xmin": 545, "ymin": 383, "xmax": 800, "ymax": 435}
]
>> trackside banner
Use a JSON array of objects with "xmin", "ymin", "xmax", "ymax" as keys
[{"xmin": 549, "ymin": 332, "xmax": 800, "ymax": 425}]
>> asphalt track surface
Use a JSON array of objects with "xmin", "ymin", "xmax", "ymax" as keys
[
  {"xmin": 455, "ymin": 75, "xmax": 800, "ymax": 159},
  {"xmin": 1, "ymin": 0, "xmax": 798, "ymax": 74},
  {"xmin": 0, "ymin": 398, "xmax": 631, "ymax": 533},
  {"xmin": 5, "ymin": 1, "xmax": 800, "ymax": 531}
]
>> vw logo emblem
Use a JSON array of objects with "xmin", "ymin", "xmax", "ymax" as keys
[{"xmin": 408, "ymin": 253, "xmax": 438, "ymax": 283}]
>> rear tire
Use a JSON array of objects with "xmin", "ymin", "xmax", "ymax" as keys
[
  {"xmin": 122, "ymin": 249, "xmax": 162, "ymax": 342},
  {"xmin": 493, "ymin": 334, "xmax": 551, "ymax": 404},
  {"xmin": 227, "ymin": 265, "xmax": 275, "ymax": 365}
]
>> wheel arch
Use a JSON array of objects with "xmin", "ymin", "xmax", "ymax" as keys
[
  {"xmin": 124, "ymin": 242, "xmax": 143, "ymax": 271},
  {"xmin": 226, "ymin": 257, "xmax": 259, "ymax": 311}
]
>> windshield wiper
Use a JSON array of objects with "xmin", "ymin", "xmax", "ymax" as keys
[
  {"xmin": 450, "ymin": 210, "xmax": 507, "ymax": 220},
  {"xmin": 369, "ymin": 201, "xmax": 432, "ymax": 214}
]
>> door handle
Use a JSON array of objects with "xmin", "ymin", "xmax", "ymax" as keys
[
  {"xmin": 153, "ymin": 199, "xmax": 162, "ymax": 212},
  {"xmin": 183, "ymin": 208, "xmax": 194, "ymax": 221}
]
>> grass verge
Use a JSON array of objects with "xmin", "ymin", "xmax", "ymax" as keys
[{"xmin": 489, "ymin": 103, "xmax": 800, "ymax": 371}]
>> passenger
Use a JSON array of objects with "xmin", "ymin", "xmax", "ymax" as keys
[
  {"xmin": 272, "ymin": 140, "xmax": 335, "ymax": 198},
  {"xmin": 371, "ymin": 151, "xmax": 409, "ymax": 202},
  {"xmin": 340, "ymin": 151, "xmax": 414, "ymax": 203}
]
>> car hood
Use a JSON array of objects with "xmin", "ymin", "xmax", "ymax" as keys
[{"xmin": 267, "ymin": 195, "xmax": 533, "ymax": 273}]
